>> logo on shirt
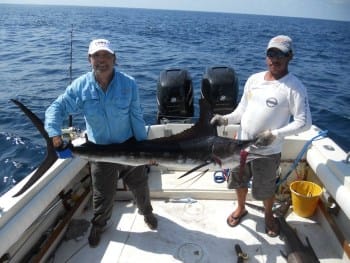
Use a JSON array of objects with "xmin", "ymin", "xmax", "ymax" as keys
[{"xmin": 266, "ymin": 97, "xmax": 278, "ymax": 108}]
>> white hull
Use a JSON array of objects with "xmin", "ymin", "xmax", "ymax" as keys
[{"xmin": 0, "ymin": 124, "xmax": 349, "ymax": 262}]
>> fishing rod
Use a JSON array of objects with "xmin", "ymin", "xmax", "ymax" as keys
[
  {"xmin": 61, "ymin": 24, "xmax": 78, "ymax": 140},
  {"xmin": 68, "ymin": 24, "xmax": 73, "ymax": 127}
]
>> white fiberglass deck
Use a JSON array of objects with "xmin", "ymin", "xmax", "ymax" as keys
[{"xmin": 52, "ymin": 169, "xmax": 345, "ymax": 263}]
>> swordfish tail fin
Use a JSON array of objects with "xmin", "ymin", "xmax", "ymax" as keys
[{"xmin": 11, "ymin": 99, "xmax": 58, "ymax": 197}]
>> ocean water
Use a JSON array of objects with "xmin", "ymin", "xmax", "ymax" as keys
[{"xmin": 0, "ymin": 4, "xmax": 349, "ymax": 195}]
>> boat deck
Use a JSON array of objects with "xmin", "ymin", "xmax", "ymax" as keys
[{"xmin": 51, "ymin": 168, "xmax": 346, "ymax": 263}]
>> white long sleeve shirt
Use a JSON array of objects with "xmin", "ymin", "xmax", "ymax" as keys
[{"xmin": 224, "ymin": 71, "xmax": 312, "ymax": 155}]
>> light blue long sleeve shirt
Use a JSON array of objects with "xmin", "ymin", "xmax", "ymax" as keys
[{"xmin": 45, "ymin": 69, "xmax": 147, "ymax": 144}]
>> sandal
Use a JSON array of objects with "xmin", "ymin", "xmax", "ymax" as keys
[
  {"xmin": 226, "ymin": 210, "xmax": 248, "ymax": 227},
  {"xmin": 265, "ymin": 217, "xmax": 280, "ymax": 237}
]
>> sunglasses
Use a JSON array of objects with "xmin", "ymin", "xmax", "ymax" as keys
[{"xmin": 266, "ymin": 50, "xmax": 289, "ymax": 59}]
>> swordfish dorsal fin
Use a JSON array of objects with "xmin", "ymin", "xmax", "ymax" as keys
[
  {"xmin": 152, "ymin": 98, "xmax": 217, "ymax": 142},
  {"xmin": 10, "ymin": 99, "xmax": 58, "ymax": 197},
  {"xmin": 193, "ymin": 98, "xmax": 217, "ymax": 136}
]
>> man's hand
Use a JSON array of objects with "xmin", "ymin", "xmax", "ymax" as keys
[
  {"xmin": 52, "ymin": 136, "xmax": 63, "ymax": 148},
  {"xmin": 210, "ymin": 114, "xmax": 228, "ymax": 126},
  {"xmin": 255, "ymin": 130, "xmax": 276, "ymax": 147}
]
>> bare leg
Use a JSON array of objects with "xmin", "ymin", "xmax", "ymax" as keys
[
  {"xmin": 227, "ymin": 188, "xmax": 248, "ymax": 227},
  {"xmin": 263, "ymin": 195, "xmax": 274, "ymax": 221},
  {"xmin": 235, "ymin": 188, "xmax": 248, "ymax": 216},
  {"xmin": 264, "ymin": 195, "xmax": 279, "ymax": 237}
]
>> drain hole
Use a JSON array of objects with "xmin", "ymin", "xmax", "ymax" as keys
[{"xmin": 177, "ymin": 242, "xmax": 204, "ymax": 262}]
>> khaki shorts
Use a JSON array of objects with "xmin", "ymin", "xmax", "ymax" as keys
[{"xmin": 227, "ymin": 153, "xmax": 281, "ymax": 200}]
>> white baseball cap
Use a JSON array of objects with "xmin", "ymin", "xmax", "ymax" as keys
[
  {"xmin": 88, "ymin": 39, "xmax": 114, "ymax": 55},
  {"xmin": 267, "ymin": 35, "xmax": 293, "ymax": 53}
]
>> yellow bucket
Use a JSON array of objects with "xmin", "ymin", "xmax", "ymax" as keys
[{"xmin": 290, "ymin": 181, "xmax": 323, "ymax": 217}]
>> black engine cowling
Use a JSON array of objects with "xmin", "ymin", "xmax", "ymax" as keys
[
  {"xmin": 201, "ymin": 66, "xmax": 239, "ymax": 114},
  {"xmin": 157, "ymin": 68, "xmax": 194, "ymax": 123}
]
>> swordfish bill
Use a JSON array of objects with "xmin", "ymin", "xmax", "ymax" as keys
[{"xmin": 11, "ymin": 98, "xmax": 256, "ymax": 196}]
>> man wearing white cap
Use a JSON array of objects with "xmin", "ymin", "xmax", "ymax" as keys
[
  {"xmin": 210, "ymin": 35, "xmax": 312, "ymax": 237},
  {"xmin": 45, "ymin": 39, "xmax": 157, "ymax": 247}
]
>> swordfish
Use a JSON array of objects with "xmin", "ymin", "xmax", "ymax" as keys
[{"xmin": 11, "ymin": 98, "xmax": 257, "ymax": 196}]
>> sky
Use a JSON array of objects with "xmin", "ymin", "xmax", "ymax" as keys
[{"xmin": 0, "ymin": 0, "xmax": 350, "ymax": 21}]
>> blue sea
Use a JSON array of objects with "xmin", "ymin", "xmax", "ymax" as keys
[{"xmin": 0, "ymin": 4, "xmax": 349, "ymax": 196}]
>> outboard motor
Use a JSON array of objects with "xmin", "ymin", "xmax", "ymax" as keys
[
  {"xmin": 157, "ymin": 68, "xmax": 194, "ymax": 123},
  {"xmin": 201, "ymin": 66, "xmax": 239, "ymax": 114}
]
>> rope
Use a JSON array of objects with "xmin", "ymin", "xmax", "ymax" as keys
[{"xmin": 276, "ymin": 129, "xmax": 328, "ymax": 187}]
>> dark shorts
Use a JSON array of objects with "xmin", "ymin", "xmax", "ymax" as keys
[{"xmin": 227, "ymin": 153, "xmax": 281, "ymax": 200}]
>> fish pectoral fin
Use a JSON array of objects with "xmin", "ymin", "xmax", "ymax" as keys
[{"xmin": 177, "ymin": 160, "xmax": 213, "ymax": 179}]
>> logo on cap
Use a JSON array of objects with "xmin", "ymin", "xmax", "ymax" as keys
[{"xmin": 88, "ymin": 39, "xmax": 114, "ymax": 55}]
